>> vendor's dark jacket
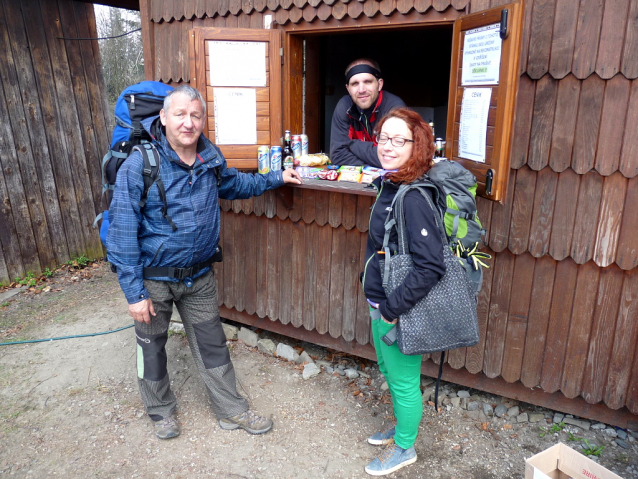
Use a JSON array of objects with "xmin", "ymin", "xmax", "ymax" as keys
[
  {"xmin": 330, "ymin": 91, "xmax": 405, "ymax": 167},
  {"xmin": 106, "ymin": 116, "xmax": 284, "ymax": 304},
  {"xmin": 362, "ymin": 176, "xmax": 447, "ymax": 321}
]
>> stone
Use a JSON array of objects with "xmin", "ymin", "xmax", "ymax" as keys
[
  {"xmin": 457, "ymin": 390, "xmax": 471, "ymax": 399},
  {"xmin": 603, "ymin": 428, "xmax": 617, "ymax": 437},
  {"xmin": 465, "ymin": 410, "xmax": 480, "ymax": 420},
  {"xmin": 553, "ymin": 413, "xmax": 565, "ymax": 424},
  {"xmin": 629, "ymin": 430, "xmax": 638, "ymax": 439},
  {"xmin": 315, "ymin": 360, "xmax": 332, "ymax": 368},
  {"xmin": 450, "ymin": 397, "xmax": 461, "ymax": 408},
  {"xmin": 358, "ymin": 371, "xmax": 371, "ymax": 379},
  {"xmin": 381, "ymin": 381, "xmax": 389, "ymax": 391},
  {"xmin": 336, "ymin": 369, "xmax": 345, "ymax": 376},
  {"xmin": 494, "ymin": 404, "xmax": 507, "ymax": 418},
  {"xmin": 302, "ymin": 363, "xmax": 321, "ymax": 380},
  {"xmin": 467, "ymin": 401, "xmax": 479, "ymax": 412},
  {"xmin": 507, "ymin": 406, "xmax": 520, "ymax": 418},
  {"xmin": 591, "ymin": 422, "xmax": 606, "ymax": 430},
  {"xmin": 296, "ymin": 351, "xmax": 314, "ymax": 365},
  {"xmin": 529, "ymin": 413, "xmax": 545, "ymax": 423},
  {"xmin": 238, "ymin": 327, "xmax": 259, "ymax": 347},
  {"xmin": 257, "ymin": 339, "xmax": 276, "ymax": 356},
  {"xmin": 221, "ymin": 323, "xmax": 238, "ymax": 341},
  {"xmin": 482, "ymin": 403, "xmax": 494, "ymax": 416},
  {"xmin": 324, "ymin": 366, "xmax": 334, "ymax": 374},
  {"xmin": 422, "ymin": 386, "xmax": 435, "ymax": 402},
  {"xmin": 616, "ymin": 429, "xmax": 627, "ymax": 440},
  {"xmin": 461, "ymin": 397, "xmax": 469, "ymax": 410},
  {"xmin": 344, "ymin": 368, "xmax": 359, "ymax": 379},
  {"xmin": 168, "ymin": 322, "xmax": 184, "ymax": 333},
  {"xmin": 563, "ymin": 417, "xmax": 591, "ymax": 431},
  {"xmin": 615, "ymin": 438, "xmax": 630, "ymax": 449},
  {"xmin": 516, "ymin": 413, "xmax": 529, "ymax": 423},
  {"xmin": 276, "ymin": 343, "xmax": 299, "ymax": 362}
]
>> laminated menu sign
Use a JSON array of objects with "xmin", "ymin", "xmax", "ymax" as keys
[
  {"xmin": 213, "ymin": 88, "xmax": 257, "ymax": 145},
  {"xmin": 461, "ymin": 24, "xmax": 502, "ymax": 86},
  {"xmin": 208, "ymin": 41, "xmax": 267, "ymax": 87},
  {"xmin": 458, "ymin": 88, "xmax": 491, "ymax": 163}
]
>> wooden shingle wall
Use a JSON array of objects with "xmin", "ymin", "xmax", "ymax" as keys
[
  {"xmin": 0, "ymin": 0, "xmax": 109, "ymax": 284},
  {"xmin": 142, "ymin": 0, "xmax": 638, "ymax": 421}
]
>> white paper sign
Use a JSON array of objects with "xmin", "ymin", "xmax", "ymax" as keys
[
  {"xmin": 462, "ymin": 24, "xmax": 502, "ymax": 85},
  {"xmin": 458, "ymin": 88, "xmax": 492, "ymax": 163},
  {"xmin": 208, "ymin": 41, "xmax": 267, "ymax": 87},
  {"xmin": 213, "ymin": 88, "xmax": 257, "ymax": 145}
]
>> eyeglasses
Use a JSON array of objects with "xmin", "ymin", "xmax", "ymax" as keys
[{"xmin": 376, "ymin": 134, "xmax": 414, "ymax": 148}]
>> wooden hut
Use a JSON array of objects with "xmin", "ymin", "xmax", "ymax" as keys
[
  {"xmin": 136, "ymin": 0, "xmax": 638, "ymax": 428},
  {"xmin": 0, "ymin": 0, "xmax": 113, "ymax": 283}
]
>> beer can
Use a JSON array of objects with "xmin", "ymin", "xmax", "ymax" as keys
[
  {"xmin": 270, "ymin": 146, "xmax": 282, "ymax": 171},
  {"xmin": 257, "ymin": 146, "xmax": 270, "ymax": 174},
  {"xmin": 300, "ymin": 134, "xmax": 309, "ymax": 156},
  {"xmin": 291, "ymin": 135, "xmax": 302, "ymax": 159}
]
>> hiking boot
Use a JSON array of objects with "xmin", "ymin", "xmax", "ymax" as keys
[
  {"xmin": 367, "ymin": 425, "xmax": 396, "ymax": 445},
  {"xmin": 364, "ymin": 439, "xmax": 417, "ymax": 476},
  {"xmin": 154, "ymin": 415, "xmax": 180, "ymax": 440},
  {"xmin": 219, "ymin": 410, "xmax": 273, "ymax": 435}
]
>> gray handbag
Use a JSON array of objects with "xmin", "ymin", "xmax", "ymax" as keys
[{"xmin": 380, "ymin": 182, "xmax": 479, "ymax": 356}]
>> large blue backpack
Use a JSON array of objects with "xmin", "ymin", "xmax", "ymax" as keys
[{"xmin": 94, "ymin": 81, "xmax": 176, "ymax": 244}]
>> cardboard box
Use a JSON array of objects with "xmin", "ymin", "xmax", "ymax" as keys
[{"xmin": 525, "ymin": 443, "xmax": 624, "ymax": 479}]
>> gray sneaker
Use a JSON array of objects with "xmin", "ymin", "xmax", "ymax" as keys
[
  {"xmin": 367, "ymin": 425, "xmax": 396, "ymax": 445},
  {"xmin": 154, "ymin": 415, "xmax": 180, "ymax": 439},
  {"xmin": 219, "ymin": 410, "xmax": 273, "ymax": 435}
]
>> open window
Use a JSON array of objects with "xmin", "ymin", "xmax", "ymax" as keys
[{"xmin": 189, "ymin": 2, "xmax": 523, "ymax": 202}]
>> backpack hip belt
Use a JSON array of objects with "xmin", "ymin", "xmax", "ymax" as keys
[{"xmin": 142, "ymin": 247, "xmax": 223, "ymax": 279}]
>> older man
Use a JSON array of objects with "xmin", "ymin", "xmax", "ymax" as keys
[
  {"xmin": 330, "ymin": 59, "xmax": 406, "ymax": 167},
  {"xmin": 107, "ymin": 85, "xmax": 301, "ymax": 440}
]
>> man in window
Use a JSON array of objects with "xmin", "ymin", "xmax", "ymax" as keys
[{"xmin": 330, "ymin": 59, "xmax": 406, "ymax": 167}]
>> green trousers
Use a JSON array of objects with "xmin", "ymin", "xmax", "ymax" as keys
[{"xmin": 370, "ymin": 308, "xmax": 423, "ymax": 449}]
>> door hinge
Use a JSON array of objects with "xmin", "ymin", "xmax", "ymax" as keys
[{"xmin": 280, "ymin": 47, "xmax": 284, "ymax": 65}]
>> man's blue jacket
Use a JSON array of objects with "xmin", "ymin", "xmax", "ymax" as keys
[{"xmin": 106, "ymin": 116, "xmax": 284, "ymax": 304}]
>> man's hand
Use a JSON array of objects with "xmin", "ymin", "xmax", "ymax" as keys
[
  {"xmin": 282, "ymin": 169, "xmax": 303, "ymax": 184},
  {"xmin": 129, "ymin": 298, "xmax": 156, "ymax": 324}
]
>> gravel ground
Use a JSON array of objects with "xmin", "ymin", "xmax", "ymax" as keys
[{"xmin": 1, "ymin": 261, "xmax": 636, "ymax": 478}]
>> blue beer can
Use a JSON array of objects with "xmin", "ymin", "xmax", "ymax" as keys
[{"xmin": 270, "ymin": 146, "xmax": 282, "ymax": 171}]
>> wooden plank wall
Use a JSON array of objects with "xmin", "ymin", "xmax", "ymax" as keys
[
  {"xmin": 0, "ymin": 0, "xmax": 109, "ymax": 284},
  {"xmin": 141, "ymin": 0, "xmax": 638, "ymax": 422}
]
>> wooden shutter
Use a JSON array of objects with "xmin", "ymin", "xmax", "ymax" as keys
[
  {"xmin": 445, "ymin": 2, "xmax": 524, "ymax": 202},
  {"xmin": 189, "ymin": 28, "xmax": 282, "ymax": 169}
]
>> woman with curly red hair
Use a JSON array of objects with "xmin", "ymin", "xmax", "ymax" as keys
[{"xmin": 361, "ymin": 108, "xmax": 446, "ymax": 476}]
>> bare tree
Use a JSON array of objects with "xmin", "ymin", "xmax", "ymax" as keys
[{"xmin": 95, "ymin": 6, "xmax": 144, "ymax": 110}]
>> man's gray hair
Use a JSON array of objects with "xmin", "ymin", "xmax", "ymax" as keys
[{"xmin": 163, "ymin": 85, "xmax": 206, "ymax": 117}]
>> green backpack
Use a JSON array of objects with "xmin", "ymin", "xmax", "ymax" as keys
[{"xmin": 425, "ymin": 159, "xmax": 490, "ymax": 295}]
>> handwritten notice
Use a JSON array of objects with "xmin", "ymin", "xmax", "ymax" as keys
[
  {"xmin": 208, "ymin": 41, "xmax": 267, "ymax": 87},
  {"xmin": 458, "ymin": 88, "xmax": 492, "ymax": 163},
  {"xmin": 213, "ymin": 88, "xmax": 257, "ymax": 145},
  {"xmin": 461, "ymin": 24, "xmax": 502, "ymax": 85}
]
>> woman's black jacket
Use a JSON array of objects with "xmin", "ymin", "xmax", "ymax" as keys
[{"xmin": 362, "ymin": 176, "xmax": 447, "ymax": 321}]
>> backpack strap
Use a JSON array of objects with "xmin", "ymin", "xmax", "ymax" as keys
[{"xmin": 133, "ymin": 143, "xmax": 178, "ymax": 232}]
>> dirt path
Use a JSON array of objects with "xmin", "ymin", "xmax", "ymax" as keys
[{"xmin": 1, "ymin": 262, "xmax": 636, "ymax": 478}]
